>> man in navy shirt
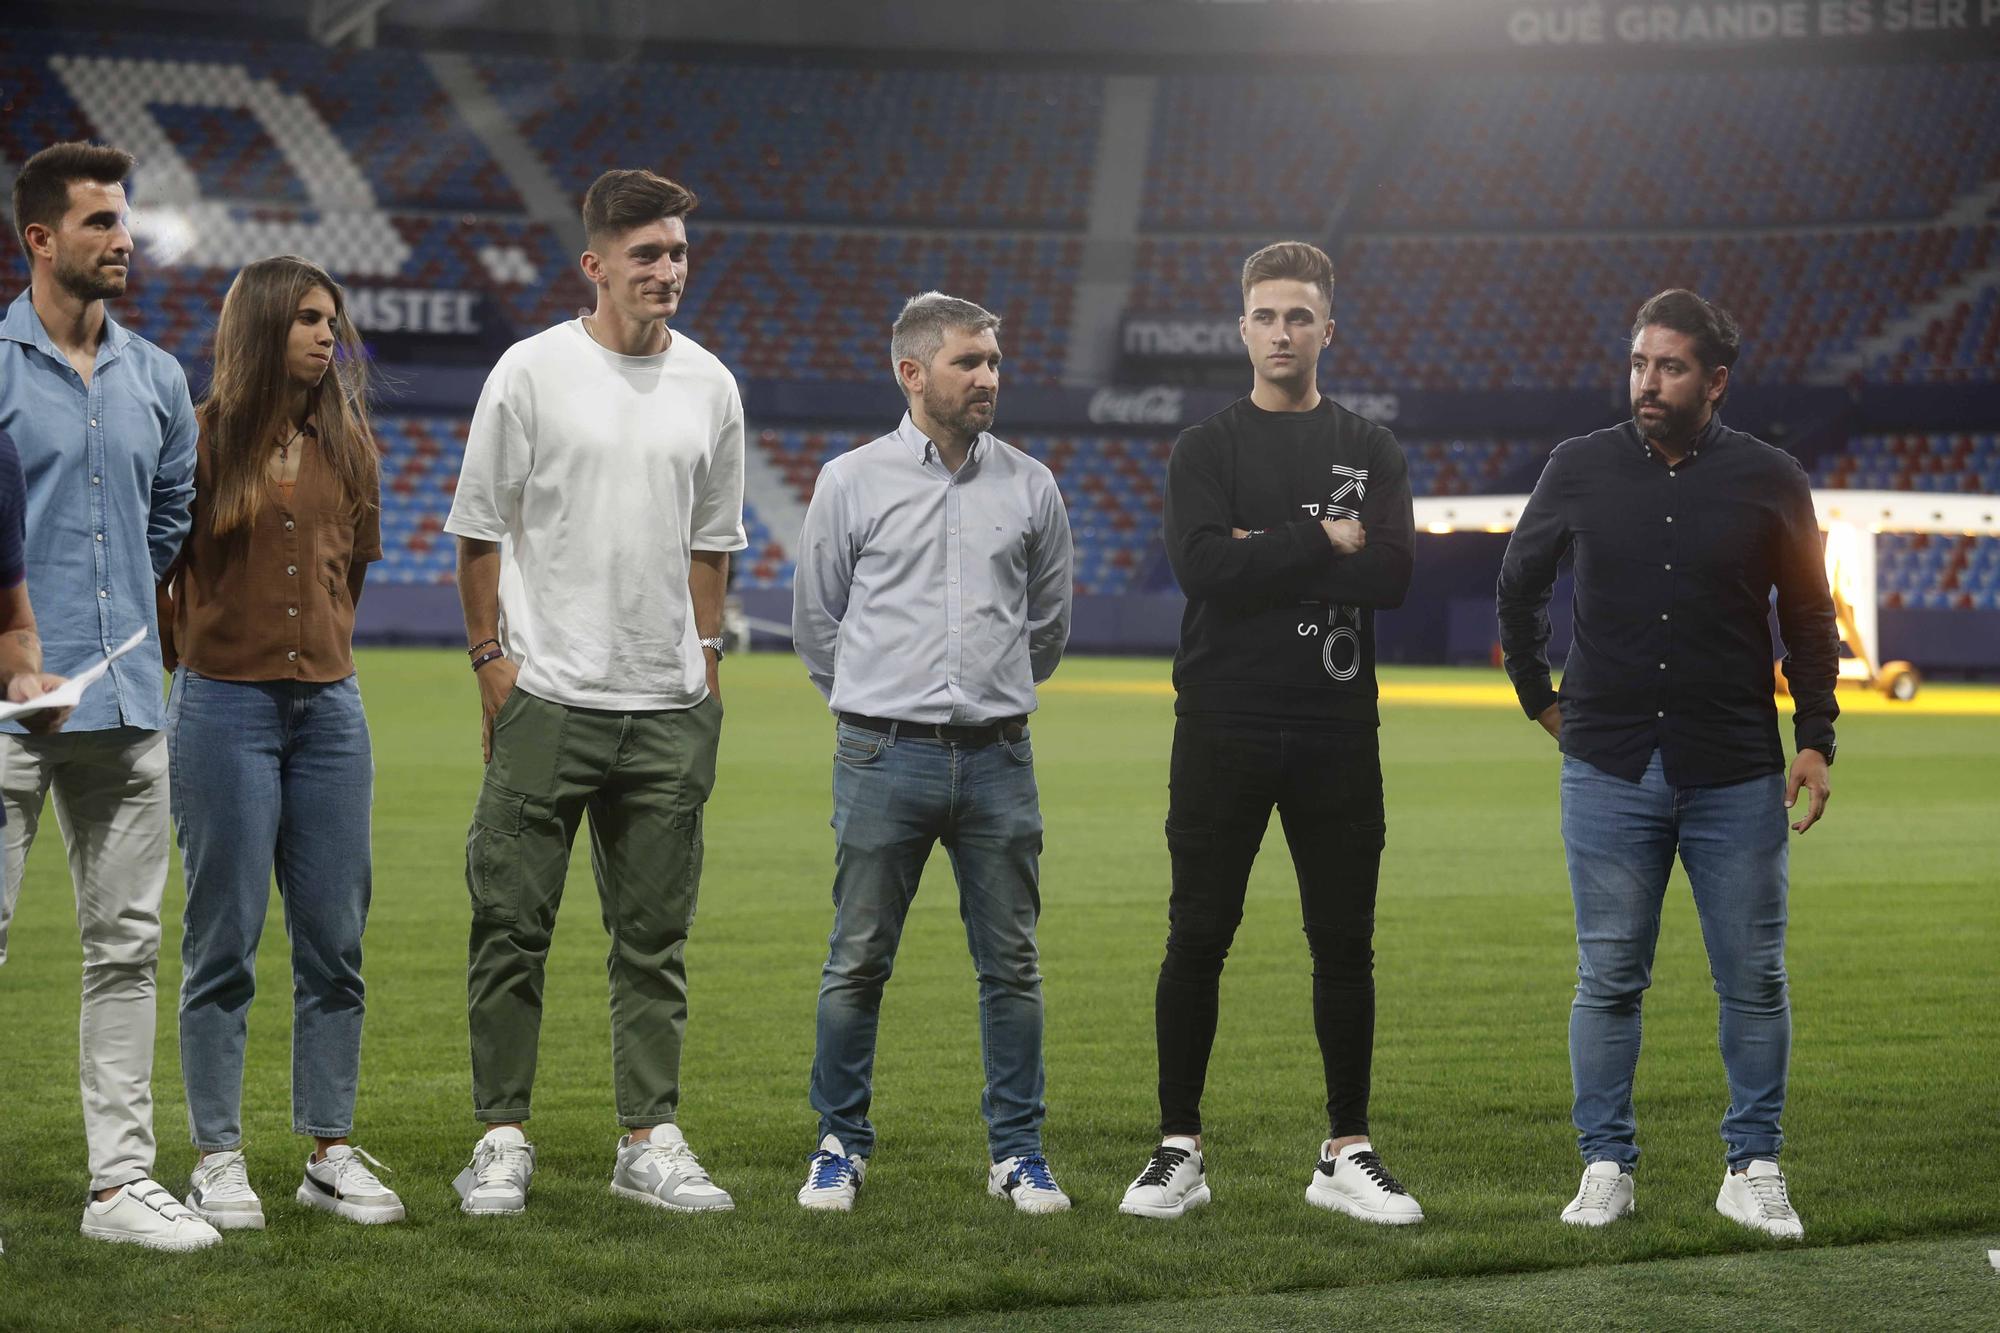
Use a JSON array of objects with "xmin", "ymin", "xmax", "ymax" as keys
[
  {"xmin": 0, "ymin": 426, "xmax": 68, "ymax": 735},
  {"xmin": 1497, "ymin": 289, "xmax": 1837, "ymax": 1240}
]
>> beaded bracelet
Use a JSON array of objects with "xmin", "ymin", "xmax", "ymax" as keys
[{"xmin": 467, "ymin": 637, "xmax": 500, "ymax": 658}]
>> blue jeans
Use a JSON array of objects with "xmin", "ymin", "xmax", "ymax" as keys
[
  {"xmin": 169, "ymin": 670, "xmax": 374, "ymax": 1149},
  {"xmin": 811, "ymin": 722, "xmax": 1046, "ymax": 1161},
  {"xmin": 1561, "ymin": 750, "xmax": 1790, "ymax": 1171}
]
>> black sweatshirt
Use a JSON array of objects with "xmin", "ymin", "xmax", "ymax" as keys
[{"xmin": 1164, "ymin": 396, "xmax": 1415, "ymax": 726}]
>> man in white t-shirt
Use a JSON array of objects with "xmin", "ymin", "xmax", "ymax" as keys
[{"xmin": 442, "ymin": 168, "xmax": 746, "ymax": 1217}]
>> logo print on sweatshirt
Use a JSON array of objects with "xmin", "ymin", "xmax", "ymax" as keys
[
  {"xmin": 1297, "ymin": 603, "xmax": 1361, "ymax": 682},
  {"xmin": 1322, "ymin": 603, "xmax": 1360, "ymax": 682},
  {"xmin": 1324, "ymin": 465, "xmax": 1367, "ymax": 522}
]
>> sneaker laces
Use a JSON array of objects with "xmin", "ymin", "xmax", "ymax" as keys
[
  {"xmin": 324, "ymin": 1145, "xmax": 393, "ymax": 1193},
  {"xmin": 1011, "ymin": 1154, "xmax": 1059, "ymax": 1193},
  {"xmin": 1575, "ymin": 1169, "xmax": 1623, "ymax": 1211},
  {"xmin": 1134, "ymin": 1144, "xmax": 1191, "ymax": 1188},
  {"xmin": 1743, "ymin": 1170, "xmax": 1796, "ymax": 1219},
  {"xmin": 1344, "ymin": 1150, "xmax": 1410, "ymax": 1195},
  {"xmin": 638, "ymin": 1136, "xmax": 712, "ymax": 1184},
  {"xmin": 476, "ymin": 1137, "xmax": 531, "ymax": 1187},
  {"xmin": 195, "ymin": 1151, "xmax": 253, "ymax": 1196},
  {"xmin": 806, "ymin": 1148, "xmax": 859, "ymax": 1191}
]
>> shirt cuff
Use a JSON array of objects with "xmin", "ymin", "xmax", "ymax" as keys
[
  {"xmin": 1515, "ymin": 681, "xmax": 1560, "ymax": 720},
  {"xmin": 1794, "ymin": 720, "xmax": 1836, "ymax": 764}
]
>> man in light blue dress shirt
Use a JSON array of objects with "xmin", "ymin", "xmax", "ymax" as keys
[
  {"xmin": 0, "ymin": 142, "xmax": 211, "ymax": 1250},
  {"xmin": 792, "ymin": 292, "xmax": 1074, "ymax": 1215}
]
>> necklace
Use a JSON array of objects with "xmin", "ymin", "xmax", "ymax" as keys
[{"xmin": 275, "ymin": 424, "xmax": 305, "ymax": 463}]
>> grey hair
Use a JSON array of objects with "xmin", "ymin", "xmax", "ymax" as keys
[{"xmin": 890, "ymin": 291, "xmax": 1001, "ymax": 389}]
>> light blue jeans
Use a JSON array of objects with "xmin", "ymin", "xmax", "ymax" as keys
[
  {"xmin": 1561, "ymin": 750, "xmax": 1790, "ymax": 1171},
  {"xmin": 169, "ymin": 670, "xmax": 374, "ymax": 1149},
  {"xmin": 811, "ymin": 722, "xmax": 1046, "ymax": 1161}
]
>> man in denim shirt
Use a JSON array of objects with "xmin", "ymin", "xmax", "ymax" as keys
[{"xmin": 0, "ymin": 142, "xmax": 209, "ymax": 1250}]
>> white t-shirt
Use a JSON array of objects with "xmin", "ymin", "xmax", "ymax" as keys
[{"xmin": 445, "ymin": 319, "xmax": 746, "ymax": 710}]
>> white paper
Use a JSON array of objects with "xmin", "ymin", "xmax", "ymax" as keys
[{"xmin": 0, "ymin": 628, "xmax": 147, "ymax": 721}]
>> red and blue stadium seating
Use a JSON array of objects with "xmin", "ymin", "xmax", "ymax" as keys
[{"xmin": 472, "ymin": 55, "xmax": 1101, "ymax": 228}]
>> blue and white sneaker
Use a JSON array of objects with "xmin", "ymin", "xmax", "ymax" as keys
[
  {"xmin": 989, "ymin": 1154, "xmax": 1071, "ymax": 1214},
  {"xmin": 798, "ymin": 1134, "xmax": 865, "ymax": 1212}
]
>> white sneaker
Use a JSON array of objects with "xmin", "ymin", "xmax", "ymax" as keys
[
  {"xmin": 798, "ymin": 1134, "xmax": 866, "ymax": 1212},
  {"xmin": 1305, "ymin": 1140, "xmax": 1424, "ymax": 1225},
  {"xmin": 1561, "ymin": 1159, "xmax": 1635, "ymax": 1227},
  {"xmin": 1716, "ymin": 1159, "xmax": 1804, "ymax": 1239},
  {"xmin": 454, "ymin": 1126, "xmax": 536, "ymax": 1216},
  {"xmin": 299, "ymin": 1145, "xmax": 406, "ymax": 1224},
  {"xmin": 1119, "ymin": 1137, "xmax": 1209, "ymax": 1219},
  {"xmin": 989, "ymin": 1154, "xmax": 1071, "ymax": 1214},
  {"xmin": 81, "ymin": 1178, "xmax": 223, "ymax": 1251},
  {"xmin": 609, "ymin": 1124, "xmax": 735, "ymax": 1212},
  {"xmin": 186, "ymin": 1150, "xmax": 265, "ymax": 1230}
]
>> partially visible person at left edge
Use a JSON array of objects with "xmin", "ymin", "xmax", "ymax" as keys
[
  {"xmin": 0, "ymin": 141, "xmax": 212, "ymax": 1251},
  {"xmin": 160, "ymin": 255, "xmax": 400, "ymax": 1233},
  {"xmin": 0, "ymin": 425, "xmax": 72, "ymax": 730}
]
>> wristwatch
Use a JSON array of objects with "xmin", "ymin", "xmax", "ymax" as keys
[{"xmin": 700, "ymin": 636, "xmax": 726, "ymax": 661}]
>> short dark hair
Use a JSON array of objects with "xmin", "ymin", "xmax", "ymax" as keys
[
  {"xmin": 1631, "ymin": 288, "xmax": 1741, "ymax": 373},
  {"xmin": 13, "ymin": 141, "xmax": 134, "ymax": 249},
  {"xmin": 890, "ymin": 291, "xmax": 1001, "ymax": 390},
  {"xmin": 581, "ymin": 169, "xmax": 698, "ymax": 244},
  {"xmin": 1241, "ymin": 240, "xmax": 1335, "ymax": 310}
]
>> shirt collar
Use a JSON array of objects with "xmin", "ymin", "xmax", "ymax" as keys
[
  {"xmin": 2, "ymin": 287, "xmax": 131, "ymax": 361},
  {"xmin": 1625, "ymin": 410, "xmax": 1725, "ymax": 464},
  {"xmin": 896, "ymin": 411, "xmax": 983, "ymax": 470}
]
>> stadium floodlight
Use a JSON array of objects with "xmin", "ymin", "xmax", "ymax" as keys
[{"xmin": 1413, "ymin": 491, "xmax": 2000, "ymax": 703}]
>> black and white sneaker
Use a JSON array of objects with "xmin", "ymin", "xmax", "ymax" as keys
[
  {"xmin": 299, "ymin": 1145, "xmax": 406, "ymax": 1224},
  {"xmin": 1118, "ymin": 1138, "xmax": 1210, "ymax": 1219},
  {"xmin": 1305, "ymin": 1140, "xmax": 1423, "ymax": 1225}
]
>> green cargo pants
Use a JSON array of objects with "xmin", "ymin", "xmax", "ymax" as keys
[{"xmin": 464, "ymin": 688, "xmax": 721, "ymax": 1126}]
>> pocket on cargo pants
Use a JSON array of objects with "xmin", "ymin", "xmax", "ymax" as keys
[{"xmin": 466, "ymin": 784, "xmax": 530, "ymax": 925}]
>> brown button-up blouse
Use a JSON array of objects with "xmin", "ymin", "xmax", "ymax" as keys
[{"xmin": 162, "ymin": 422, "xmax": 383, "ymax": 682}]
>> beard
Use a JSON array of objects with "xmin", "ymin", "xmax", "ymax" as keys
[
  {"xmin": 56, "ymin": 252, "xmax": 127, "ymax": 301},
  {"xmin": 922, "ymin": 381, "xmax": 994, "ymax": 439},
  {"xmin": 1633, "ymin": 394, "xmax": 1702, "ymax": 444}
]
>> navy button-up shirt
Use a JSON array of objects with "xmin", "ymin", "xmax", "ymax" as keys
[
  {"xmin": 0, "ymin": 290, "xmax": 196, "ymax": 732},
  {"xmin": 1496, "ymin": 415, "xmax": 1838, "ymax": 787}
]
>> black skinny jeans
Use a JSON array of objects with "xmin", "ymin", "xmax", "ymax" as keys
[{"xmin": 1156, "ymin": 717, "xmax": 1385, "ymax": 1140}]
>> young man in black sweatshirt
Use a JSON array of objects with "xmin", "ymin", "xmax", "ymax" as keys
[{"xmin": 1119, "ymin": 242, "xmax": 1422, "ymax": 1224}]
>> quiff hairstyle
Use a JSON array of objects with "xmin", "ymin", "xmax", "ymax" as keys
[
  {"xmin": 13, "ymin": 140, "xmax": 134, "ymax": 248},
  {"xmin": 1240, "ymin": 240, "xmax": 1335, "ymax": 310},
  {"xmin": 580, "ymin": 169, "xmax": 699, "ymax": 244},
  {"xmin": 889, "ymin": 291, "xmax": 1001, "ymax": 393}
]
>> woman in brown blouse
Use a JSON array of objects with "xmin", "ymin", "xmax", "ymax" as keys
[{"xmin": 161, "ymin": 255, "xmax": 403, "ymax": 1228}]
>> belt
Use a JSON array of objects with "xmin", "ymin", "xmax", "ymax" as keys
[{"xmin": 838, "ymin": 712, "xmax": 1026, "ymax": 746}]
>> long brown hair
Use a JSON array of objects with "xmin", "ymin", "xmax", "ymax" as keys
[{"xmin": 199, "ymin": 255, "xmax": 379, "ymax": 536}]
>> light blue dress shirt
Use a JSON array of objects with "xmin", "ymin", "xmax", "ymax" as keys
[
  {"xmin": 793, "ymin": 413, "xmax": 1073, "ymax": 724},
  {"xmin": 0, "ymin": 289, "xmax": 196, "ymax": 732}
]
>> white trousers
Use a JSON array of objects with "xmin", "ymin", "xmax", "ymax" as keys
[{"xmin": 1, "ymin": 729, "xmax": 171, "ymax": 1191}]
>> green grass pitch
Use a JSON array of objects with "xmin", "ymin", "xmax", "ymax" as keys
[{"xmin": 1, "ymin": 651, "xmax": 1995, "ymax": 1330}]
